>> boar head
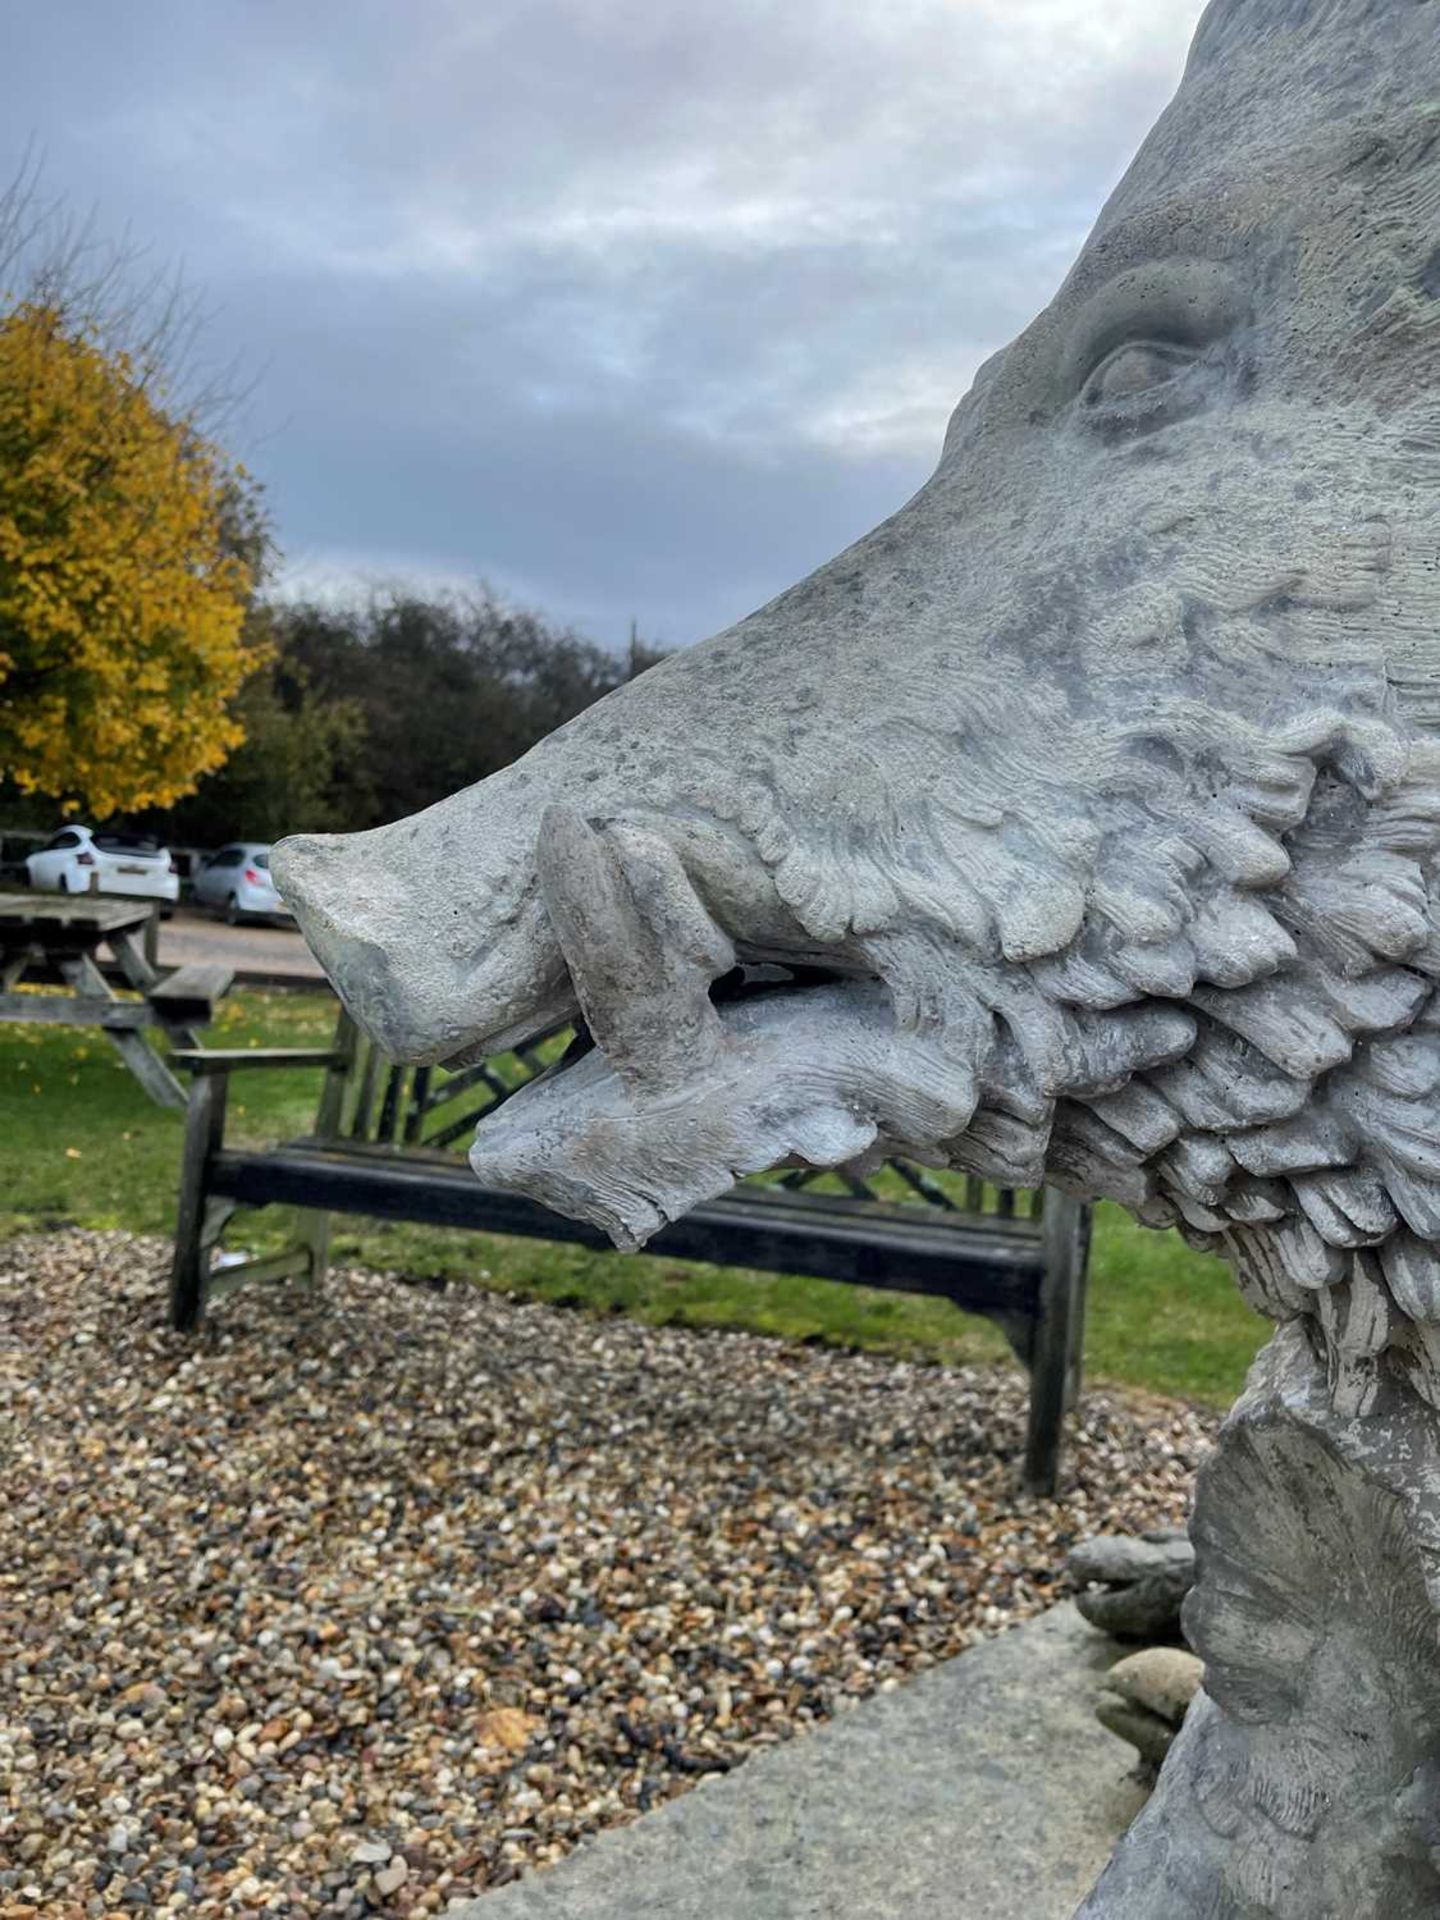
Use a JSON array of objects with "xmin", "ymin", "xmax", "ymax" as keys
[{"xmin": 274, "ymin": 0, "xmax": 1440, "ymax": 1376}]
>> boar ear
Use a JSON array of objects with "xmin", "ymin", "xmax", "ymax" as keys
[{"xmin": 536, "ymin": 804, "xmax": 735, "ymax": 1089}]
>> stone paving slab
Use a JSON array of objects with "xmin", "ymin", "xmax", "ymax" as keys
[{"xmin": 459, "ymin": 1602, "xmax": 1145, "ymax": 1920}]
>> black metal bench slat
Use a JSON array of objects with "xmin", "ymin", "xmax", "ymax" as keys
[
  {"xmin": 207, "ymin": 1144, "xmax": 1042, "ymax": 1316},
  {"xmin": 280, "ymin": 1133, "xmax": 1047, "ymax": 1239}
]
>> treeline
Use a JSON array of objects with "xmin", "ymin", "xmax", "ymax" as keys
[{"xmin": 138, "ymin": 588, "xmax": 666, "ymax": 846}]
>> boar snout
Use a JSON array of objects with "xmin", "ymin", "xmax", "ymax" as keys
[{"xmin": 272, "ymin": 818, "xmax": 574, "ymax": 1064}]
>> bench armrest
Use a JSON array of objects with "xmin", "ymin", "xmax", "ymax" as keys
[{"xmin": 171, "ymin": 1047, "xmax": 349, "ymax": 1076}]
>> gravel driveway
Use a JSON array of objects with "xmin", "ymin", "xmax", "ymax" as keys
[
  {"xmin": 0, "ymin": 1230, "xmax": 1217, "ymax": 1917},
  {"xmin": 157, "ymin": 908, "xmax": 323, "ymax": 984}
]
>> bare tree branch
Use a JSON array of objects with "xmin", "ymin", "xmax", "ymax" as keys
[{"xmin": 0, "ymin": 148, "xmax": 254, "ymax": 430}]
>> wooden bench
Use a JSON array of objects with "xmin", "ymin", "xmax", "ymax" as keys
[{"xmin": 169, "ymin": 1012, "xmax": 1092, "ymax": 1493}]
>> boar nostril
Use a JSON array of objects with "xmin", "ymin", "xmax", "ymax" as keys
[{"xmin": 271, "ymin": 833, "xmax": 344, "ymax": 914}]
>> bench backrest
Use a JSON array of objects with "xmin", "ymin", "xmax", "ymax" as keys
[{"xmin": 320, "ymin": 1010, "xmax": 1049, "ymax": 1236}]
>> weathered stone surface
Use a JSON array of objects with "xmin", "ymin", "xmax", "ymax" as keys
[
  {"xmin": 276, "ymin": 0, "xmax": 1440, "ymax": 1912},
  {"xmin": 1079, "ymin": 1322, "xmax": 1440, "ymax": 1917},
  {"xmin": 1070, "ymin": 1529, "xmax": 1195, "ymax": 1642},
  {"xmin": 454, "ymin": 1604, "xmax": 1144, "ymax": 1920},
  {"xmin": 1095, "ymin": 1646, "xmax": 1204, "ymax": 1770}
]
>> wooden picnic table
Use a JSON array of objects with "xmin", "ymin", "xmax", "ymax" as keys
[{"xmin": 0, "ymin": 891, "xmax": 233, "ymax": 1108}]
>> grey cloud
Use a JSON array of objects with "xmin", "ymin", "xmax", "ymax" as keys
[{"xmin": 0, "ymin": 0, "xmax": 1205, "ymax": 647}]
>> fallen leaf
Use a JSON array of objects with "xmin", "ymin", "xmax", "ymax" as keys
[{"xmin": 475, "ymin": 1707, "xmax": 540, "ymax": 1753}]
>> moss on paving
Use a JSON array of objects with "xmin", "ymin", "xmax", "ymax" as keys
[{"xmin": 0, "ymin": 986, "xmax": 1267, "ymax": 1407}]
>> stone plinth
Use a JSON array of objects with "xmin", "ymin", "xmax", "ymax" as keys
[{"xmin": 456, "ymin": 1604, "xmax": 1143, "ymax": 1920}]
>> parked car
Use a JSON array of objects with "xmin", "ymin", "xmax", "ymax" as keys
[
  {"xmin": 192, "ymin": 843, "xmax": 290, "ymax": 923},
  {"xmin": 25, "ymin": 825, "xmax": 180, "ymax": 903}
]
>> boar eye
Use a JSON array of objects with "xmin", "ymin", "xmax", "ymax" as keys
[
  {"xmin": 1063, "ymin": 261, "xmax": 1247, "ymax": 437},
  {"xmin": 1081, "ymin": 339, "xmax": 1198, "ymax": 408}
]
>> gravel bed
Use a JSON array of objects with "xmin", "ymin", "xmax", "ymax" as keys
[{"xmin": 0, "ymin": 1229, "xmax": 1218, "ymax": 1917}]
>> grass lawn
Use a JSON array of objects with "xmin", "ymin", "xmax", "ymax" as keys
[{"xmin": 0, "ymin": 986, "xmax": 1267, "ymax": 1407}]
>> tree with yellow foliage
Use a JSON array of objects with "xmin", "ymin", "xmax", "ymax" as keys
[{"xmin": 0, "ymin": 296, "xmax": 268, "ymax": 817}]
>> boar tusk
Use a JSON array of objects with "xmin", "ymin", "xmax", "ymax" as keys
[{"xmin": 535, "ymin": 803, "xmax": 735, "ymax": 1090}]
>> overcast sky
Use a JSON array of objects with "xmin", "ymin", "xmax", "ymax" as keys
[{"xmin": 2, "ymin": 0, "xmax": 1205, "ymax": 651}]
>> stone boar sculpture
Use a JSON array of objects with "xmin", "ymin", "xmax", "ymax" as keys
[{"xmin": 276, "ymin": 0, "xmax": 1440, "ymax": 1911}]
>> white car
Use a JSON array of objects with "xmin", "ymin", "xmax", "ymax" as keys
[
  {"xmin": 25, "ymin": 825, "xmax": 180, "ymax": 903},
  {"xmin": 192, "ymin": 842, "xmax": 290, "ymax": 922}
]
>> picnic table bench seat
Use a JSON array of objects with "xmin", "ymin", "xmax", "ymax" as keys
[
  {"xmin": 169, "ymin": 1012, "xmax": 1092, "ymax": 1493},
  {"xmin": 145, "ymin": 961, "xmax": 236, "ymax": 1024}
]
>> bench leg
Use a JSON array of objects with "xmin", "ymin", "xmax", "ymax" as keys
[
  {"xmin": 1023, "ymin": 1194, "xmax": 1090, "ymax": 1495},
  {"xmin": 107, "ymin": 1025, "xmax": 188, "ymax": 1108},
  {"xmin": 60, "ymin": 951, "xmax": 186, "ymax": 1109},
  {"xmin": 1065, "ymin": 1228, "xmax": 1091, "ymax": 1415},
  {"xmin": 170, "ymin": 1074, "xmax": 228, "ymax": 1331},
  {"xmin": 295, "ymin": 1206, "xmax": 332, "ymax": 1291},
  {"xmin": 287, "ymin": 1011, "xmax": 355, "ymax": 1301}
]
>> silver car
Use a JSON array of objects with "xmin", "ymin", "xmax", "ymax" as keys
[{"xmin": 192, "ymin": 843, "xmax": 290, "ymax": 923}]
